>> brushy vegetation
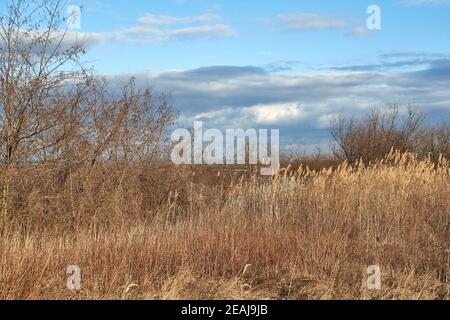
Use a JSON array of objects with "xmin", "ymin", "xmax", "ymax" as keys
[
  {"xmin": 0, "ymin": 0, "xmax": 448, "ymax": 300},
  {"xmin": 0, "ymin": 151, "xmax": 448, "ymax": 300}
]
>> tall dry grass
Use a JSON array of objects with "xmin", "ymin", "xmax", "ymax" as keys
[{"xmin": 0, "ymin": 152, "xmax": 449, "ymax": 300}]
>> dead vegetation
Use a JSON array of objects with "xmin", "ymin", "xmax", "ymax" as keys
[
  {"xmin": 0, "ymin": 0, "xmax": 449, "ymax": 300},
  {"xmin": 0, "ymin": 152, "xmax": 449, "ymax": 300}
]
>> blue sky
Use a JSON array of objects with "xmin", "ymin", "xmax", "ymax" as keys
[
  {"xmin": 12, "ymin": 0, "xmax": 450, "ymax": 149},
  {"xmin": 75, "ymin": 0, "xmax": 450, "ymax": 75}
]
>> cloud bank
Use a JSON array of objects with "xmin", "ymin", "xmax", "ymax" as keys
[
  {"xmin": 102, "ymin": 54, "xmax": 450, "ymax": 146},
  {"xmin": 69, "ymin": 12, "xmax": 235, "ymax": 46}
]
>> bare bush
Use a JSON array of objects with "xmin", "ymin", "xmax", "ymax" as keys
[
  {"xmin": 0, "ymin": 0, "xmax": 176, "ymax": 228},
  {"xmin": 330, "ymin": 104, "xmax": 425, "ymax": 164},
  {"xmin": 415, "ymin": 123, "xmax": 450, "ymax": 164}
]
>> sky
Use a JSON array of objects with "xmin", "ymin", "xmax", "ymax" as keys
[{"xmin": 9, "ymin": 0, "xmax": 450, "ymax": 149}]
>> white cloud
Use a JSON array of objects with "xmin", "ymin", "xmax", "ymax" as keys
[
  {"xmin": 275, "ymin": 13, "xmax": 348, "ymax": 31},
  {"xmin": 124, "ymin": 24, "xmax": 235, "ymax": 44},
  {"xmin": 244, "ymin": 103, "xmax": 305, "ymax": 124},
  {"xmin": 345, "ymin": 26, "xmax": 375, "ymax": 38},
  {"xmin": 137, "ymin": 13, "xmax": 220, "ymax": 25},
  {"xmin": 123, "ymin": 12, "xmax": 235, "ymax": 44},
  {"xmin": 0, "ymin": 28, "xmax": 115, "ymax": 52},
  {"xmin": 68, "ymin": 12, "xmax": 234, "ymax": 47}
]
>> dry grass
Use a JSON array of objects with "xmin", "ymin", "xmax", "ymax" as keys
[{"xmin": 0, "ymin": 151, "xmax": 449, "ymax": 300}]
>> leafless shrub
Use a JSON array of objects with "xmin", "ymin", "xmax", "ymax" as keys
[
  {"xmin": 415, "ymin": 123, "xmax": 450, "ymax": 164},
  {"xmin": 330, "ymin": 104, "xmax": 426, "ymax": 164},
  {"xmin": 0, "ymin": 0, "xmax": 176, "ymax": 228}
]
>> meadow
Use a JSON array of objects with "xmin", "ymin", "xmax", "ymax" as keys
[
  {"xmin": 0, "ymin": 0, "xmax": 448, "ymax": 301},
  {"xmin": 1, "ymin": 151, "xmax": 448, "ymax": 300}
]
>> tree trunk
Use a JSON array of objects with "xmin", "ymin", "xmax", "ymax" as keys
[{"xmin": 0, "ymin": 173, "xmax": 9, "ymax": 231}]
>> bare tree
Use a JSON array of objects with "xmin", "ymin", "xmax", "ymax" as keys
[
  {"xmin": 330, "ymin": 104, "xmax": 425, "ymax": 164},
  {"xmin": 101, "ymin": 78, "xmax": 176, "ymax": 165},
  {"xmin": 0, "ymin": 0, "xmax": 89, "ymax": 227},
  {"xmin": 415, "ymin": 122, "xmax": 450, "ymax": 164},
  {"xmin": 0, "ymin": 0, "xmax": 177, "ymax": 228}
]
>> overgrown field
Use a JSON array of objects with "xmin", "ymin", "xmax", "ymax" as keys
[{"xmin": 0, "ymin": 152, "xmax": 449, "ymax": 299}]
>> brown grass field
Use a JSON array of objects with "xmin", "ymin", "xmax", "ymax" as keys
[
  {"xmin": 0, "ymin": 0, "xmax": 449, "ymax": 303},
  {"xmin": 0, "ymin": 151, "xmax": 448, "ymax": 300}
]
